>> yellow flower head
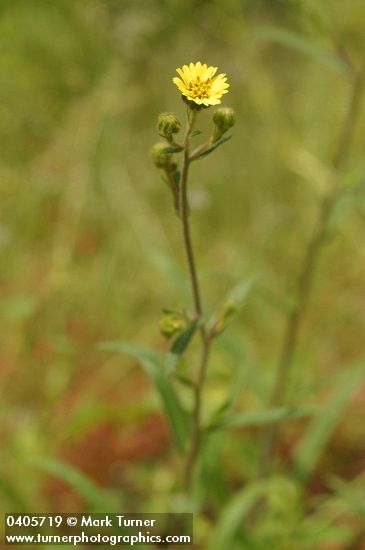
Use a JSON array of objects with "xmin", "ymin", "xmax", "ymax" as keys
[{"xmin": 172, "ymin": 62, "xmax": 229, "ymax": 107}]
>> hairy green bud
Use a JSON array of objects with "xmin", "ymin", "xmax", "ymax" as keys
[
  {"xmin": 157, "ymin": 112, "xmax": 181, "ymax": 142},
  {"xmin": 150, "ymin": 142, "xmax": 174, "ymax": 169},
  {"xmin": 212, "ymin": 107, "xmax": 236, "ymax": 142},
  {"xmin": 159, "ymin": 313, "xmax": 187, "ymax": 339}
]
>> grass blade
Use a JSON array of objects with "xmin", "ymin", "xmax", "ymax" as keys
[
  {"xmin": 36, "ymin": 458, "xmax": 120, "ymax": 511},
  {"xmin": 209, "ymin": 405, "xmax": 318, "ymax": 431},
  {"xmin": 293, "ymin": 358, "xmax": 365, "ymax": 482},
  {"xmin": 209, "ymin": 481, "xmax": 268, "ymax": 550}
]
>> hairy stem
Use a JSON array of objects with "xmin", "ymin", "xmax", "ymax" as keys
[
  {"xmin": 259, "ymin": 60, "xmax": 365, "ymax": 477},
  {"xmin": 178, "ymin": 109, "xmax": 212, "ymax": 490}
]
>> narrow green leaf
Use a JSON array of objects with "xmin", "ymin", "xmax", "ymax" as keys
[
  {"xmin": 209, "ymin": 278, "xmax": 256, "ymax": 337},
  {"xmin": 209, "ymin": 481, "xmax": 268, "ymax": 550},
  {"xmin": 100, "ymin": 341, "xmax": 163, "ymax": 366},
  {"xmin": 162, "ymin": 307, "xmax": 184, "ymax": 316},
  {"xmin": 208, "ymin": 337, "xmax": 250, "ymax": 420},
  {"xmin": 162, "ymin": 145, "xmax": 183, "ymax": 153},
  {"xmin": 170, "ymin": 319, "xmax": 199, "ymax": 355},
  {"xmin": 99, "ymin": 342, "xmax": 190, "ymax": 452},
  {"xmin": 36, "ymin": 458, "xmax": 120, "ymax": 511},
  {"xmin": 293, "ymin": 358, "xmax": 365, "ymax": 482},
  {"xmin": 193, "ymin": 135, "xmax": 232, "ymax": 161},
  {"xmin": 229, "ymin": 279, "xmax": 255, "ymax": 305},
  {"xmin": 208, "ymin": 398, "xmax": 236, "ymax": 428},
  {"xmin": 172, "ymin": 169, "xmax": 180, "ymax": 188},
  {"xmin": 190, "ymin": 129, "xmax": 202, "ymax": 138},
  {"xmin": 216, "ymin": 333, "xmax": 267, "ymax": 400},
  {"xmin": 165, "ymin": 352, "xmax": 179, "ymax": 374},
  {"xmin": 172, "ymin": 372, "xmax": 194, "ymax": 388},
  {"xmin": 196, "ymin": 432, "xmax": 230, "ymax": 511},
  {"xmin": 209, "ymin": 405, "xmax": 317, "ymax": 431},
  {"xmin": 254, "ymin": 26, "xmax": 349, "ymax": 76},
  {"xmin": 166, "ymin": 319, "xmax": 199, "ymax": 373}
]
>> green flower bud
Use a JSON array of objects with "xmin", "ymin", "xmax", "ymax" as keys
[
  {"xmin": 212, "ymin": 107, "xmax": 236, "ymax": 142},
  {"xmin": 157, "ymin": 112, "xmax": 181, "ymax": 142},
  {"xmin": 159, "ymin": 313, "xmax": 187, "ymax": 340},
  {"xmin": 150, "ymin": 142, "xmax": 174, "ymax": 169}
]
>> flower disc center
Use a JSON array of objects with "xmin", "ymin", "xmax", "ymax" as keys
[{"xmin": 188, "ymin": 77, "xmax": 212, "ymax": 100}]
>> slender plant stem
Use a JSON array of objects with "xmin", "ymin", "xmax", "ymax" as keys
[
  {"xmin": 259, "ymin": 59, "xmax": 365, "ymax": 477},
  {"xmin": 179, "ymin": 111, "xmax": 203, "ymax": 318},
  {"xmin": 184, "ymin": 334, "xmax": 210, "ymax": 489},
  {"xmin": 178, "ymin": 108, "xmax": 212, "ymax": 490}
]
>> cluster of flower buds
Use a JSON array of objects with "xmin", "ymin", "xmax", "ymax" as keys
[
  {"xmin": 150, "ymin": 112, "xmax": 182, "ymax": 173},
  {"xmin": 150, "ymin": 113, "xmax": 183, "ymax": 210},
  {"xmin": 150, "ymin": 65, "xmax": 236, "ymax": 213}
]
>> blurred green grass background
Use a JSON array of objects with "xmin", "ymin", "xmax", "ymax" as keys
[{"xmin": 1, "ymin": 0, "xmax": 365, "ymax": 544}]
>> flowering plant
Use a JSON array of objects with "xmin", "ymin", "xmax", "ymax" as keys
[{"xmin": 150, "ymin": 62, "xmax": 236, "ymax": 489}]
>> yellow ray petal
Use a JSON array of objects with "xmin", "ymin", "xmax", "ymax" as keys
[
  {"xmin": 206, "ymin": 66, "xmax": 218, "ymax": 79},
  {"xmin": 176, "ymin": 68, "xmax": 189, "ymax": 84}
]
